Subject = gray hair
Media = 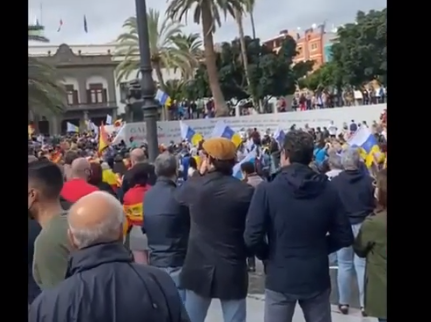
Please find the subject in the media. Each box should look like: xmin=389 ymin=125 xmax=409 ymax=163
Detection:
xmin=154 ymin=152 xmax=177 ymax=177
xmin=341 ymin=148 xmax=360 ymax=170
xmin=68 ymin=191 xmax=124 ymax=249
xmin=328 ymin=154 xmax=343 ymax=170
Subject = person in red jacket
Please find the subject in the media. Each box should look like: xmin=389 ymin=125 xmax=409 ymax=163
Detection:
xmin=123 ymin=163 xmax=151 ymax=264
xmin=61 ymin=158 xmax=98 ymax=203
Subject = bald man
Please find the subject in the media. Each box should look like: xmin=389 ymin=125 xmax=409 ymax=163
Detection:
xmin=61 ymin=158 xmax=98 ymax=203
xmin=29 ymin=191 xmax=190 ymax=322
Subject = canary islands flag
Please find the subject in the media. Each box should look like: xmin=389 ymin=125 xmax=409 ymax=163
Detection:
xmin=66 ymin=122 xmax=79 ymax=133
xmin=179 ymin=121 xmax=203 ymax=146
xmin=155 ymin=89 xmax=171 ymax=107
xmin=211 ymin=121 xmax=242 ymax=147
xmin=232 ymin=149 xmax=256 ymax=179
xmin=347 ymin=126 xmax=381 ymax=168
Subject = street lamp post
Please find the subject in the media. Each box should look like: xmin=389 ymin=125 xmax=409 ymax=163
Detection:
xmin=135 ymin=0 xmax=159 ymax=162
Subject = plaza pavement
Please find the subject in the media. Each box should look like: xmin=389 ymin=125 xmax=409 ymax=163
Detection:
xmin=205 ymin=295 xmax=378 ymax=322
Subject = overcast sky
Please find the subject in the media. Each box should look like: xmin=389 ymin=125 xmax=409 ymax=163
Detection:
xmin=29 ymin=0 xmax=386 ymax=46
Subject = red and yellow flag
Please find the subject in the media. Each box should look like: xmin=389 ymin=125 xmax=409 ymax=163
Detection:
xmin=98 ymin=121 xmax=109 ymax=155
xmin=28 ymin=124 xmax=35 ymax=139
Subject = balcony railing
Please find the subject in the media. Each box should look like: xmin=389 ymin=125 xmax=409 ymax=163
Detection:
xmin=65 ymin=101 xmax=117 ymax=111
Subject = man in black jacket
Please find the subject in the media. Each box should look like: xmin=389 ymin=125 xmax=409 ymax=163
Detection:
xmin=29 ymin=191 xmax=189 ymax=322
xmin=144 ymin=152 xmax=190 ymax=303
xmin=175 ymin=138 xmax=254 ymax=322
xmin=244 ymin=130 xmax=353 ymax=322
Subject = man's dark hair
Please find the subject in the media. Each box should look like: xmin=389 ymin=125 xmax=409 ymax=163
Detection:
xmin=240 ymin=161 xmax=256 ymax=175
xmin=129 ymin=163 xmax=149 ymax=187
xmin=210 ymin=158 xmax=235 ymax=176
xmin=282 ymin=130 xmax=314 ymax=165
xmin=64 ymin=150 xmax=79 ymax=165
xmin=28 ymin=160 xmax=64 ymax=200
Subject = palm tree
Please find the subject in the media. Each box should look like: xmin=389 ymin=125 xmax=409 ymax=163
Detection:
xmin=244 ymin=0 xmax=256 ymax=39
xmin=28 ymin=25 xmax=66 ymax=121
xmin=167 ymin=0 xmax=244 ymax=117
xmin=234 ymin=6 xmax=251 ymax=99
xmin=115 ymin=9 xmax=193 ymax=91
xmin=171 ymin=33 xmax=203 ymax=79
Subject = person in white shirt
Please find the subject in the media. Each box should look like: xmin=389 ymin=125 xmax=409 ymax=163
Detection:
xmin=328 ymin=121 xmax=337 ymax=138
xmin=326 ymin=153 xmax=343 ymax=180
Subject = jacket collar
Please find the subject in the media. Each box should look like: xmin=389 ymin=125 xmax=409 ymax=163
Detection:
xmin=66 ymin=242 xmax=133 ymax=277
xmin=156 ymin=176 xmax=177 ymax=187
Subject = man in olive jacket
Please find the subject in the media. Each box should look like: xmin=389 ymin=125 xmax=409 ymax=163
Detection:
xmin=175 ymin=138 xmax=254 ymax=322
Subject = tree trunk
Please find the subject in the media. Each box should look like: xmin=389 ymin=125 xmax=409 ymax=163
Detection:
xmin=201 ymin=1 xmax=228 ymax=117
xmin=235 ymin=8 xmax=256 ymax=112
xmin=250 ymin=12 xmax=256 ymax=39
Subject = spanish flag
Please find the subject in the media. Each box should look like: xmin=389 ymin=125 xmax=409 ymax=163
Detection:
xmin=98 ymin=121 xmax=109 ymax=155
xmin=50 ymin=151 xmax=62 ymax=163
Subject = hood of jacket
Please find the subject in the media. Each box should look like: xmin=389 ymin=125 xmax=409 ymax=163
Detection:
xmin=338 ymin=169 xmax=368 ymax=184
xmin=278 ymin=163 xmax=328 ymax=199
xmin=66 ymin=242 xmax=133 ymax=277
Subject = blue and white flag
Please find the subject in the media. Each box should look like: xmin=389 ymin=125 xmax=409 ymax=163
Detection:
xmin=179 ymin=121 xmax=203 ymax=145
xmin=66 ymin=122 xmax=79 ymax=133
xmin=155 ymin=89 xmax=171 ymax=105
xmin=106 ymin=114 xmax=113 ymax=125
xmin=210 ymin=121 xmax=242 ymax=147
xmin=232 ymin=150 xmax=256 ymax=179
xmin=347 ymin=126 xmax=381 ymax=168
xmin=273 ymin=127 xmax=286 ymax=146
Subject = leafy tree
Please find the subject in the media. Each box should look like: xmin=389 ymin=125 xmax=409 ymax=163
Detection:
xmin=28 ymin=25 xmax=66 ymax=119
xmin=187 ymin=35 xmax=312 ymax=106
xmin=115 ymin=10 xmax=196 ymax=90
xmin=331 ymin=8 xmax=386 ymax=87
xmin=167 ymin=0 xmax=245 ymax=116
xmin=299 ymin=61 xmax=342 ymax=90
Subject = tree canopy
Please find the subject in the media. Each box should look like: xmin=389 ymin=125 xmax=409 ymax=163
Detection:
xmin=301 ymin=8 xmax=386 ymax=90
xmin=183 ymin=35 xmax=313 ymax=102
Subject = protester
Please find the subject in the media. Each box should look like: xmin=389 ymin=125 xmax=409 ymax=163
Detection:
xmin=29 ymin=160 xmax=70 ymax=290
xmin=144 ymin=152 xmax=190 ymax=302
xmin=88 ymin=162 xmax=116 ymax=196
xmin=28 ymin=218 xmax=41 ymax=304
xmin=61 ymin=157 xmax=98 ymax=202
xmin=353 ymin=169 xmax=387 ymax=322
xmin=175 ymin=138 xmax=254 ymax=322
xmin=119 ymin=148 xmax=147 ymax=201
xmin=325 ymin=153 xmax=343 ymax=180
xmin=29 ymin=191 xmax=190 ymax=322
xmin=63 ymin=150 xmax=79 ymax=180
xmin=330 ymin=148 xmax=375 ymax=315
xmin=187 ymin=156 xmax=198 ymax=178
xmin=240 ymin=160 xmax=264 ymax=272
xmin=244 ymin=130 xmax=354 ymax=322
xmin=123 ymin=162 xmax=152 ymax=263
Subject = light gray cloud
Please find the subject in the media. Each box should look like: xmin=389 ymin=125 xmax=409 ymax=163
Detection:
xmin=29 ymin=0 xmax=386 ymax=46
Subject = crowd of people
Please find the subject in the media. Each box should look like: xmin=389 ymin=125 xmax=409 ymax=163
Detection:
xmin=28 ymin=116 xmax=387 ymax=322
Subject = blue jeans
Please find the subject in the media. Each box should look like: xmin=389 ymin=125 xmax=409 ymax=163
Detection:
xmin=159 ymin=267 xmax=186 ymax=304
xmin=264 ymin=288 xmax=331 ymax=322
xmin=336 ymin=223 xmax=365 ymax=307
xmin=184 ymin=290 xmax=246 ymax=322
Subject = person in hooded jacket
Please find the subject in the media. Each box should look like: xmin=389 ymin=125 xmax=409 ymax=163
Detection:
xmin=29 ymin=191 xmax=189 ymax=322
xmin=330 ymin=148 xmax=375 ymax=316
xmin=244 ymin=130 xmax=353 ymax=322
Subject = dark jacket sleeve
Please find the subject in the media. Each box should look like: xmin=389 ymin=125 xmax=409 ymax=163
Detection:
xmin=244 ymin=183 xmax=269 ymax=260
xmin=353 ymin=216 xmax=376 ymax=258
xmin=326 ymin=189 xmax=354 ymax=254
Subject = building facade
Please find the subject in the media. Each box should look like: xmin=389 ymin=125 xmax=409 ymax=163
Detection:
xmin=29 ymin=43 xmax=119 ymax=134
xmin=263 ymin=29 xmax=336 ymax=70
xmin=29 ymin=43 xmax=181 ymax=134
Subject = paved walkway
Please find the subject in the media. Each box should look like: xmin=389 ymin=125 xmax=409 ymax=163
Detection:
xmin=205 ymin=296 xmax=378 ymax=322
